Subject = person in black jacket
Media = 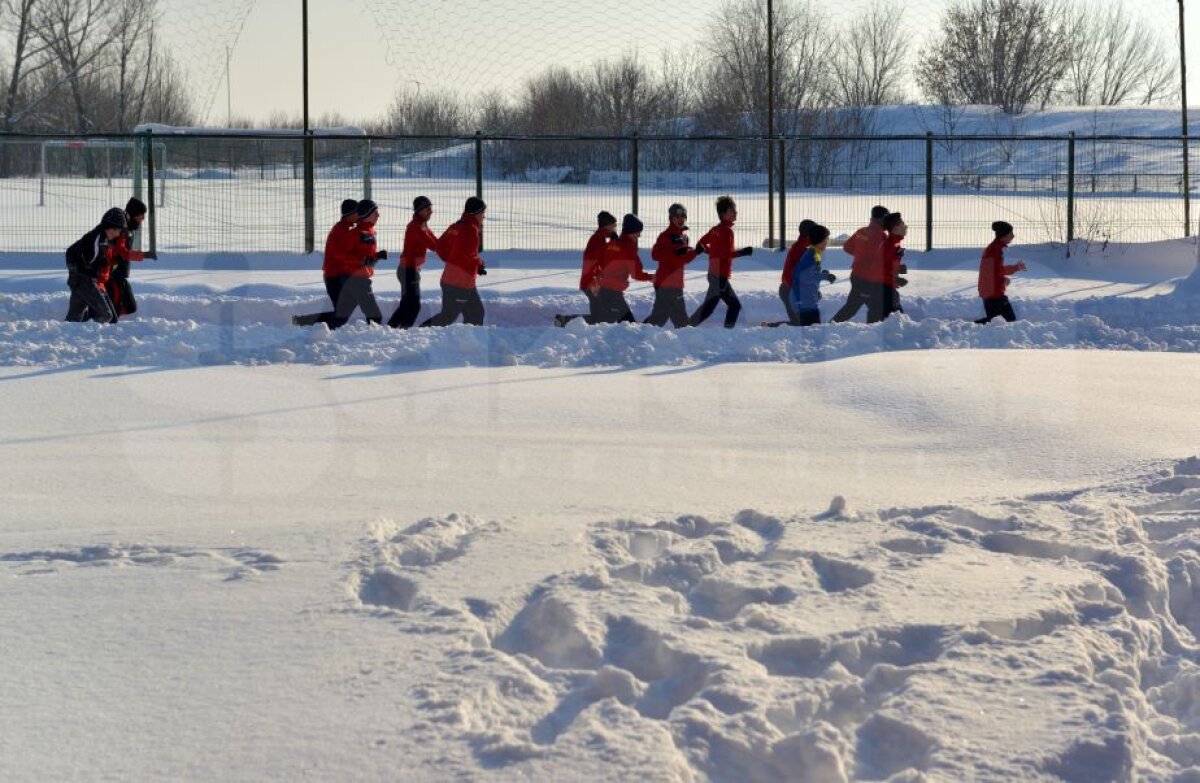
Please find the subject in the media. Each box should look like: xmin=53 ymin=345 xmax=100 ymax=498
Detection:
xmin=65 ymin=208 xmax=126 ymax=323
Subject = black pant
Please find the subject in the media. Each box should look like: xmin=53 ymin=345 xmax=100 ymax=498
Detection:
xmin=555 ymin=290 xmax=597 ymax=325
xmin=294 ymin=275 xmax=382 ymax=328
xmin=644 ymin=287 xmax=688 ymax=327
xmin=831 ymin=277 xmax=898 ymax=324
xmin=65 ymin=272 xmax=115 ymax=323
xmin=778 ymin=282 xmax=800 ymax=325
xmin=387 ymin=266 xmax=422 ymax=328
xmin=688 ymin=275 xmax=741 ymax=328
xmin=590 ymin=288 xmax=636 ymax=324
xmin=975 ymin=296 xmax=1017 ymax=323
xmin=106 ymin=263 xmax=137 ymax=318
xmin=421 ymin=283 xmax=485 ymax=326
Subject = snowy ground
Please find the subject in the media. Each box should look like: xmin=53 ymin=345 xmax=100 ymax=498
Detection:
xmin=1 ymin=238 xmax=1198 ymax=781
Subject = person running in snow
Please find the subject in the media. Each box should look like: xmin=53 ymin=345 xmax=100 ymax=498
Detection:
xmin=688 ymin=195 xmax=753 ymax=328
xmin=788 ymin=223 xmax=837 ymax=326
xmin=421 ymin=196 xmax=488 ymax=327
xmin=876 ymin=211 xmax=908 ymax=322
xmin=554 ymin=210 xmax=618 ymax=327
xmin=974 ymin=220 xmax=1026 ymax=323
xmin=644 ymin=203 xmax=701 ymax=328
xmin=292 ymin=199 xmax=360 ymax=327
xmin=387 ymin=195 xmax=440 ymax=328
xmin=831 ymin=204 xmax=889 ymax=323
xmin=762 ymin=218 xmax=819 ymax=327
xmin=591 ymin=213 xmax=652 ymax=324
xmin=105 ymin=197 xmax=148 ymax=320
xmin=64 ymin=208 xmax=126 ymax=323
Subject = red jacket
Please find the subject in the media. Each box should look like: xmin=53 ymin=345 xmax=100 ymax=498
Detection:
xmin=401 ymin=218 xmax=439 ymax=270
xmin=348 ymin=224 xmax=380 ymax=279
xmin=322 ymin=220 xmax=357 ymax=278
xmin=438 ymin=213 xmax=485 ymax=289
xmin=651 ymin=225 xmax=698 ymax=289
xmin=698 ymin=220 xmax=736 ymax=279
xmin=882 ymin=235 xmax=904 ymax=285
xmin=112 ymin=232 xmax=144 ymax=264
xmin=844 ymin=224 xmax=892 ymax=285
xmin=596 ymin=235 xmax=652 ymax=293
xmin=781 ymin=236 xmax=811 ymax=286
xmin=581 ymin=228 xmax=611 ymax=291
xmin=978 ymin=240 xmax=1020 ymax=299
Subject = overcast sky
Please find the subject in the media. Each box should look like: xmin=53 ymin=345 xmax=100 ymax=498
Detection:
xmin=158 ymin=0 xmax=1197 ymax=126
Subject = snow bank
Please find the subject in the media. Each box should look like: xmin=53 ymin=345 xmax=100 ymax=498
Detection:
xmin=348 ymin=458 xmax=1200 ymax=780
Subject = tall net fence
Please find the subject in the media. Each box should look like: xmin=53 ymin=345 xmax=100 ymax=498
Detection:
xmin=0 ymin=131 xmax=1193 ymax=256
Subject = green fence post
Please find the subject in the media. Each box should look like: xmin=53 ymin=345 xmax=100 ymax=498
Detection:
xmin=778 ymin=137 xmax=787 ymax=247
xmin=1067 ymin=132 xmax=1076 ymax=253
xmin=925 ymin=132 xmax=934 ymax=252
xmin=145 ymin=130 xmax=157 ymax=259
xmin=631 ymin=132 xmax=640 ymax=216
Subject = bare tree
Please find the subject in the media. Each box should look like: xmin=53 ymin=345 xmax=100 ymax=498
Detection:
xmin=110 ymin=0 xmax=155 ymax=131
xmin=31 ymin=0 xmax=121 ymax=131
xmin=830 ymin=1 xmax=910 ymax=110
xmin=1061 ymin=1 xmax=1177 ymax=106
xmin=916 ymin=0 xmax=1072 ymax=114
xmin=381 ymin=89 xmax=470 ymax=136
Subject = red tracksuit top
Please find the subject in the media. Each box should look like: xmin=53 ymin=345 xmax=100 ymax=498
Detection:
xmin=844 ymin=224 xmax=892 ymax=285
xmin=580 ymin=228 xmax=611 ymax=291
xmin=438 ymin=213 xmax=485 ymax=289
xmin=978 ymin=240 xmax=1020 ymax=299
xmin=348 ymin=223 xmax=380 ymax=279
xmin=698 ymin=220 xmax=736 ymax=279
xmin=322 ymin=220 xmax=356 ymax=278
xmin=597 ymin=235 xmax=652 ymax=293
xmin=781 ymin=237 xmax=811 ymax=286
xmin=882 ymin=235 xmax=904 ymax=287
xmin=651 ymin=225 xmax=698 ymax=289
xmin=401 ymin=218 xmax=439 ymax=271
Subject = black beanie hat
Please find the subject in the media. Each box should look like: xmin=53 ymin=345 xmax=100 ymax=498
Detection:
xmin=355 ymin=199 xmax=379 ymax=219
xmin=808 ymin=224 xmax=830 ymax=245
xmin=597 ymin=210 xmax=617 ymax=228
xmin=465 ymin=196 xmax=487 ymax=215
xmin=798 ymin=218 xmax=816 ymax=235
xmin=992 ymin=220 xmax=1014 ymax=237
xmin=125 ymin=197 xmax=147 ymax=217
xmin=341 ymin=199 xmax=359 ymax=217
xmin=668 ymin=203 xmax=687 ymax=217
xmin=882 ymin=212 xmax=904 ymax=232
xmin=622 ymin=213 xmax=643 ymax=234
xmin=871 ymin=205 xmax=890 ymax=220
xmin=413 ymin=196 xmax=432 ymax=213
xmin=100 ymin=207 xmax=127 ymax=230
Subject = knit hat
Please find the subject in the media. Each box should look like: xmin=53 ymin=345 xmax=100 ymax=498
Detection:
xmin=355 ymin=199 xmax=379 ymax=220
xmin=871 ymin=205 xmax=890 ymax=220
xmin=807 ymin=224 xmax=830 ymax=245
xmin=340 ymin=199 xmax=359 ymax=217
xmin=125 ymin=197 xmax=147 ymax=217
xmin=797 ymin=218 xmax=816 ymax=236
xmin=464 ymin=196 xmax=487 ymax=215
xmin=100 ymin=207 xmax=128 ymax=230
xmin=597 ymin=210 xmax=617 ymax=228
xmin=413 ymin=196 xmax=432 ymax=213
xmin=992 ymin=220 xmax=1014 ymax=237
xmin=716 ymin=195 xmax=736 ymax=216
xmin=882 ymin=212 xmax=904 ymax=232
xmin=621 ymin=213 xmax=643 ymax=235
xmin=668 ymin=203 xmax=687 ymax=217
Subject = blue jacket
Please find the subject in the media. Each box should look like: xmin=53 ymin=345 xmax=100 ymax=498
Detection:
xmin=789 ymin=247 xmax=824 ymax=313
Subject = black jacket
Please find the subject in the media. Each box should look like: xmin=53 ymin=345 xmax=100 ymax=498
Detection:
xmin=65 ymin=225 xmax=109 ymax=276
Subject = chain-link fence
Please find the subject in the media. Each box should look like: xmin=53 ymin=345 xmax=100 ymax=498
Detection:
xmin=0 ymin=131 xmax=1193 ymax=257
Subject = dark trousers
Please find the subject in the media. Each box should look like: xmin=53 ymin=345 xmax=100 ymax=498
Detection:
xmin=975 ymin=296 xmax=1017 ymax=323
xmin=105 ymin=264 xmax=137 ymax=318
xmin=387 ymin=266 xmax=422 ymax=328
xmin=778 ymin=282 xmax=800 ymax=325
xmin=65 ymin=272 xmax=115 ymax=323
xmin=688 ymin=275 xmax=741 ymax=328
xmin=294 ymin=275 xmax=381 ymax=328
xmin=831 ymin=277 xmax=899 ymax=324
xmin=794 ymin=309 xmax=821 ymax=326
xmin=644 ymin=287 xmax=688 ymax=327
xmin=421 ymin=283 xmax=485 ymax=326
xmin=555 ymin=290 xmax=597 ymax=325
xmin=590 ymin=288 xmax=636 ymax=324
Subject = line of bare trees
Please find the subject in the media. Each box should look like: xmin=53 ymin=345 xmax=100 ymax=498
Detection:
xmin=0 ymin=0 xmax=192 ymax=136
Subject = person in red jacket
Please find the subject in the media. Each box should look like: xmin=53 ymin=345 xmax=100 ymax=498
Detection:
xmin=645 ymin=203 xmax=700 ymax=328
xmin=831 ymin=204 xmax=889 ymax=323
xmin=975 ymin=220 xmax=1026 ymax=323
xmin=330 ymin=198 xmax=386 ymax=327
xmin=387 ymin=195 xmax=440 ymax=328
xmin=554 ymin=210 xmax=617 ymax=327
xmin=421 ymin=196 xmax=488 ymax=327
xmin=292 ymin=199 xmax=360 ymax=327
xmin=870 ymin=211 xmax=908 ymax=323
xmin=762 ymin=218 xmax=818 ymax=327
xmin=105 ymin=197 xmax=148 ymax=319
xmin=592 ymin=213 xmax=652 ymax=323
xmin=688 ymin=195 xmax=753 ymax=328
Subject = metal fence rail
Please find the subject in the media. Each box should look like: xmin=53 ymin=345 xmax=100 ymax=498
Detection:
xmin=0 ymin=131 xmax=1193 ymax=257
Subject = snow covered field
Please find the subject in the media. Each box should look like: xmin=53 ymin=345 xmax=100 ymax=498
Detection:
xmin=1 ymin=235 xmax=1199 ymax=781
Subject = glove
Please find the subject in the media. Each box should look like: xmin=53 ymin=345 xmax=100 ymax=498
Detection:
xmin=895 ymin=276 xmax=909 ymax=288
xmin=735 ymin=246 xmax=754 ymax=257
xmin=694 ymin=244 xmax=708 ymax=255
xmin=675 ymin=246 xmax=691 ymax=256
xmin=478 ymin=265 xmax=488 ymax=276
xmin=375 ymin=250 xmax=388 ymax=261
xmin=896 ymin=247 xmax=906 ymax=259
xmin=897 ymin=263 xmax=907 ymax=274
xmin=364 ymin=256 xmax=378 ymax=267
xmin=822 ymin=270 xmax=837 ymax=283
